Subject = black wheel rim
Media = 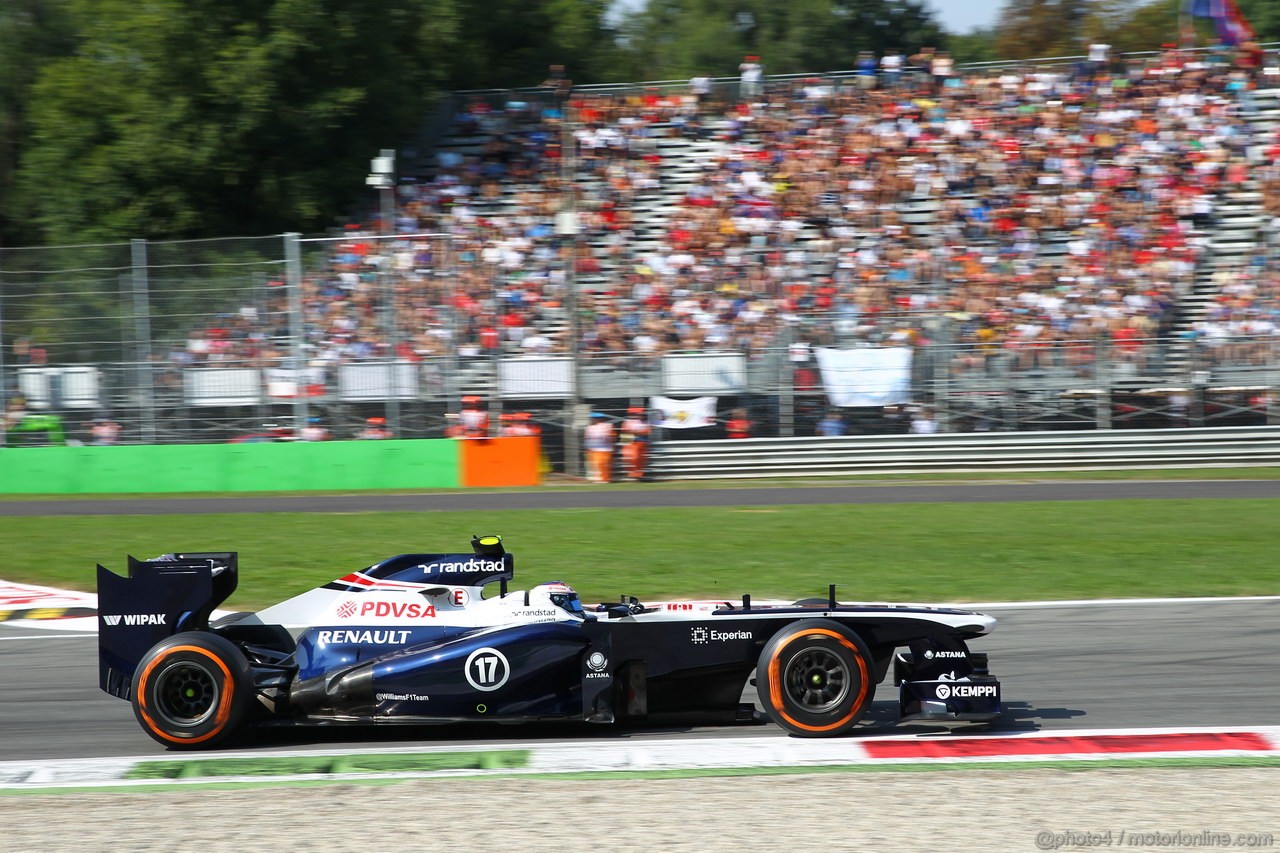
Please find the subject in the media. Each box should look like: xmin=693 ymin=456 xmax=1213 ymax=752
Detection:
xmin=153 ymin=660 xmax=220 ymax=727
xmin=783 ymin=645 xmax=850 ymax=713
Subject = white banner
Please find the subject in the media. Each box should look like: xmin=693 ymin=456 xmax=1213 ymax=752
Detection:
xmin=661 ymin=353 xmax=746 ymax=395
xmin=650 ymin=396 xmax=717 ymax=429
xmin=266 ymin=367 xmax=327 ymax=399
xmin=17 ymin=367 xmax=102 ymax=410
xmin=184 ymin=368 xmax=261 ymax=407
xmin=815 ymin=347 xmax=913 ymax=407
xmin=337 ymin=361 xmax=419 ymax=401
xmin=498 ymin=357 xmax=575 ymax=399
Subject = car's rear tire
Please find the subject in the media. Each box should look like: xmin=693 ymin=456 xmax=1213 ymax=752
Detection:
xmin=755 ymin=620 xmax=875 ymax=737
xmin=131 ymin=632 xmax=252 ymax=749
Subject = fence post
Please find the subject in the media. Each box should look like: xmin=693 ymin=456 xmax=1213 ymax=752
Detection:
xmin=557 ymin=113 xmax=582 ymax=472
xmin=936 ymin=340 xmax=952 ymax=433
xmin=380 ymin=248 xmax=401 ymax=440
xmin=1271 ymin=339 xmax=1279 ymax=426
xmin=284 ymin=233 xmax=309 ymax=433
xmin=779 ymin=335 xmax=794 ymax=437
xmin=131 ymin=239 xmax=157 ymax=444
xmin=1095 ymin=338 xmax=1111 ymax=430
xmin=1191 ymin=367 xmax=1209 ymax=427
xmin=490 ymin=345 xmax=502 ymax=432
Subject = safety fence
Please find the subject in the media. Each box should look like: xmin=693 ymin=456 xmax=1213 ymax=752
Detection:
xmin=3 ymin=233 xmax=1280 ymax=476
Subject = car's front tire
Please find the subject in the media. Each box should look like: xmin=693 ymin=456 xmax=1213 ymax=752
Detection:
xmin=755 ymin=620 xmax=875 ymax=737
xmin=131 ymin=632 xmax=252 ymax=749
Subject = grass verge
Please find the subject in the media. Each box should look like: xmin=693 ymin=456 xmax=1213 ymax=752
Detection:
xmin=9 ymin=498 xmax=1277 ymax=607
xmin=125 ymin=750 xmax=529 ymax=779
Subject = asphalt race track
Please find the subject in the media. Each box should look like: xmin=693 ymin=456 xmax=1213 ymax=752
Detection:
xmin=1 ymin=479 xmax=1277 ymax=761
xmin=3 ymin=598 xmax=1277 ymax=762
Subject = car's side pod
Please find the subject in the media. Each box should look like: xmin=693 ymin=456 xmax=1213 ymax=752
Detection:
xmin=97 ymin=552 xmax=238 ymax=699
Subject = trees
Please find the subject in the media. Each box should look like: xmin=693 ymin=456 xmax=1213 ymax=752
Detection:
xmin=948 ymin=27 xmax=1000 ymax=65
xmin=5 ymin=0 xmax=951 ymax=247
xmin=993 ymin=0 xmax=1273 ymax=61
xmin=615 ymin=0 xmax=946 ymax=81
xmin=13 ymin=0 xmax=463 ymax=244
xmin=5 ymin=0 xmax=630 ymax=246
xmin=0 ymin=1 xmax=75 ymax=247
xmin=1235 ymin=0 xmax=1280 ymax=42
xmin=442 ymin=0 xmax=619 ymax=89
xmin=994 ymin=0 xmax=1090 ymax=60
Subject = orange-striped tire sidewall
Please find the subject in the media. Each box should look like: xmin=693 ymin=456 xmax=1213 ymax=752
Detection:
xmin=766 ymin=627 xmax=870 ymax=734
xmin=135 ymin=645 xmax=236 ymax=746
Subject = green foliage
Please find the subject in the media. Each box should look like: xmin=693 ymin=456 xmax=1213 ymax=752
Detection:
xmin=0 ymin=0 xmax=76 ymax=247
xmin=0 ymin=242 xmax=136 ymax=362
xmin=615 ymin=0 xmax=946 ymax=80
xmin=3 ymin=0 xmax=631 ymax=247
xmin=16 ymin=0 xmax=1270 ymax=254
xmin=1235 ymin=0 xmax=1280 ymax=42
xmin=1113 ymin=0 xmax=1181 ymax=52
xmin=401 ymin=0 xmax=623 ymax=89
xmin=13 ymin=0 xmax=459 ymax=244
xmin=947 ymin=27 xmax=1000 ymax=65
xmin=995 ymin=0 xmax=1090 ymax=60
xmin=995 ymin=0 xmax=1264 ymax=59
xmin=1076 ymin=0 xmax=1182 ymax=54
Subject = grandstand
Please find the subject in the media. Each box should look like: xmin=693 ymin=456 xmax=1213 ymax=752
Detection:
xmin=406 ymin=50 xmax=1270 ymax=360
xmin=356 ymin=47 xmax=1280 ymax=415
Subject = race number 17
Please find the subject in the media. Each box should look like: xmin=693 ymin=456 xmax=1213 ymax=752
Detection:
xmin=464 ymin=647 xmax=510 ymax=691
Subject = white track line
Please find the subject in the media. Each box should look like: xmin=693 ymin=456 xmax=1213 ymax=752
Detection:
xmin=962 ymin=595 xmax=1280 ymax=609
xmin=0 ymin=634 xmax=95 ymax=641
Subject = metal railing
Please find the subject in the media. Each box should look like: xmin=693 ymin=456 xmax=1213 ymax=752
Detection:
xmin=3 ymin=236 xmax=1279 ymax=468
xmin=647 ymin=426 xmax=1280 ymax=480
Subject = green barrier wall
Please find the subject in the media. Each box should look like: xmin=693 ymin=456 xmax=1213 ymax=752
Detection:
xmin=0 ymin=440 xmax=460 ymax=494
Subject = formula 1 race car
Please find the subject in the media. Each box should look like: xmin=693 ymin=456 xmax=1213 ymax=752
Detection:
xmin=97 ymin=536 xmax=1002 ymax=749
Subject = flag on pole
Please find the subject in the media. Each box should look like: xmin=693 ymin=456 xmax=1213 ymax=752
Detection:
xmin=1185 ymin=0 xmax=1255 ymax=45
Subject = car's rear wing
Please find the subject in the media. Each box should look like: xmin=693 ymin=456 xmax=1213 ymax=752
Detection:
xmin=97 ymin=552 xmax=238 ymax=699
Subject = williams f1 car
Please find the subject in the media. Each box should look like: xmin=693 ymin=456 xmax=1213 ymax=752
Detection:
xmin=97 ymin=536 xmax=1002 ymax=748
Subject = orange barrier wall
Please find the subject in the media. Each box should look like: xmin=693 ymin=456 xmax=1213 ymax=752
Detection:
xmin=458 ymin=436 xmax=542 ymax=488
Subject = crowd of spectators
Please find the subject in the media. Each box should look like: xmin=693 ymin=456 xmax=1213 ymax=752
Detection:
xmin=177 ymin=42 xmax=1280 ymax=383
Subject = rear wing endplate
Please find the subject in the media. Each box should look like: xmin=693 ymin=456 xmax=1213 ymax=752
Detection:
xmin=97 ymin=552 xmax=238 ymax=699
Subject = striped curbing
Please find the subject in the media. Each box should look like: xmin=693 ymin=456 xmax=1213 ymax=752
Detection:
xmin=1 ymin=726 xmax=1278 ymax=793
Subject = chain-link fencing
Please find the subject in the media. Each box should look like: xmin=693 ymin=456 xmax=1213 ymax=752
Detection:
xmin=2 ymin=233 xmax=1278 ymax=472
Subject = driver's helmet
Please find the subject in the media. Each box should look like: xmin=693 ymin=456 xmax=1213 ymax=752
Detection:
xmin=530 ymin=581 xmax=584 ymax=617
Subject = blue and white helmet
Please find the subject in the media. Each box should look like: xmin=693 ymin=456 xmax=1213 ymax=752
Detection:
xmin=529 ymin=581 xmax=584 ymax=616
